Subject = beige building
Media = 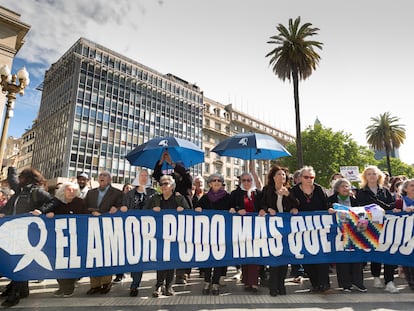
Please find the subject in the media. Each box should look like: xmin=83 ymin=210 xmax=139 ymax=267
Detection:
xmin=0 ymin=6 xmax=30 ymax=122
xmin=203 ymin=97 xmax=295 ymax=191
xmin=16 ymin=123 xmax=35 ymax=173
xmin=0 ymin=6 xmax=30 ymax=179
xmin=0 ymin=136 xmax=20 ymax=178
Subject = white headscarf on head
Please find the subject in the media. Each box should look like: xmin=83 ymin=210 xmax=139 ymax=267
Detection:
xmin=239 ymin=172 xmax=257 ymax=199
xmin=132 ymin=170 xmax=152 ymax=193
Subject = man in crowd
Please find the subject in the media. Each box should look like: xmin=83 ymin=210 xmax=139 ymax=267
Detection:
xmin=77 ymin=172 xmax=90 ymax=199
xmin=84 ymin=171 xmax=123 ymax=295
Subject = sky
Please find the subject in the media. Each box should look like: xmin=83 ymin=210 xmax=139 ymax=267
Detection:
xmin=2 ymin=0 xmax=414 ymax=164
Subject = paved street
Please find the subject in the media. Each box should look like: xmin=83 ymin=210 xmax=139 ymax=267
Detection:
xmin=1 ymin=266 xmax=413 ymax=310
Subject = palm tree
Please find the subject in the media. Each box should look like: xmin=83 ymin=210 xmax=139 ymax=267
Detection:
xmin=266 ymin=16 xmax=323 ymax=169
xmin=366 ymin=112 xmax=406 ymax=176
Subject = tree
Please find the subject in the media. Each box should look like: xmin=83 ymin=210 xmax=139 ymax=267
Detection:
xmin=366 ymin=112 xmax=406 ymax=177
xmin=266 ymin=16 xmax=323 ymax=169
xmin=377 ymin=157 xmax=414 ymax=178
xmin=278 ymin=124 xmax=377 ymax=188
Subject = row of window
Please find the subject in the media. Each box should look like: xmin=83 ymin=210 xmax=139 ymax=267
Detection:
xmin=79 ymin=48 xmax=202 ymax=103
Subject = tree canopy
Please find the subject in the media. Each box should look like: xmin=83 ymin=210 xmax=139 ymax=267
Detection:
xmin=278 ymin=124 xmax=377 ymax=188
xmin=366 ymin=112 xmax=406 ymax=176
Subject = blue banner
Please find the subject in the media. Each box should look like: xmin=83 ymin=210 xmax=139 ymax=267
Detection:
xmin=0 ymin=209 xmax=413 ymax=281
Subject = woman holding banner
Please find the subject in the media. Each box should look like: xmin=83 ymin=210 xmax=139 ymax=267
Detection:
xmin=261 ymin=165 xmax=298 ymax=296
xmin=391 ymin=178 xmax=414 ymax=289
xmin=291 ymin=166 xmax=331 ymax=293
xmin=356 ymin=165 xmax=397 ymax=293
xmin=147 ymin=175 xmax=190 ymax=297
xmin=0 ymin=167 xmax=53 ymax=307
xmin=120 ymin=170 xmax=156 ymax=297
xmin=195 ymin=173 xmax=231 ymax=295
xmin=327 ymin=178 xmax=367 ymax=293
xmin=44 ymin=182 xmax=89 ymax=297
xmin=230 ymin=171 xmax=265 ymax=293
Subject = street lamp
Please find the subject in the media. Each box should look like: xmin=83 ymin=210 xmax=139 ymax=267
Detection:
xmin=0 ymin=64 xmax=30 ymax=168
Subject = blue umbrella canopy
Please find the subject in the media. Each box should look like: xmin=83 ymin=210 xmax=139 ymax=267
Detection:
xmin=126 ymin=136 xmax=204 ymax=169
xmin=211 ymin=132 xmax=291 ymax=160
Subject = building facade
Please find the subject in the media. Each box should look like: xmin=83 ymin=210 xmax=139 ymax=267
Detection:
xmin=0 ymin=136 xmax=20 ymax=179
xmin=0 ymin=6 xmax=30 ymax=175
xmin=32 ymin=38 xmax=204 ymax=184
xmin=203 ymin=97 xmax=295 ymax=191
xmin=16 ymin=123 xmax=35 ymax=173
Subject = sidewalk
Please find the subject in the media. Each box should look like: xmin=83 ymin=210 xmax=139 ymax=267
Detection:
xmin=1 ymin=266 xmax=413 ymax=310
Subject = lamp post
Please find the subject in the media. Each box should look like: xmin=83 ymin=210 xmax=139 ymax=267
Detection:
xmin=0 ymin=64 xmax=30 ymax=168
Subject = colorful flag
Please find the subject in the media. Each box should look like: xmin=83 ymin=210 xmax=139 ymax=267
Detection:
xmin=333 ymin=203 xmax=385 ymax=250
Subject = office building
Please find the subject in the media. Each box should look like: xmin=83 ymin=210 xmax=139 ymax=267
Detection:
xmin=32 ymin=38 xmax=204 ymax=183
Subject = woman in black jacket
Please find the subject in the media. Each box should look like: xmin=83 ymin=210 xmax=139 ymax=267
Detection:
xmin=120 ymin=170 xmax=156 ymax=297
xmin=355 ymin=165 xmax=398 ymax=293
xmin=0 ymin=167 xmax=53 ymax=307
xmin=290 ymin=166 xmax=330 ymax=293
xmin=45 ymin=182 xmax=88 ymax=297
xmin=230 ymin=172 xmax=265 ymax=293
xmin=261 ymin=165 xmax=298 ymax=296
xmin=147 ymin=175 xmax=189 ymax=297
xmin=195 ymin=173 xmax=231 ymax=295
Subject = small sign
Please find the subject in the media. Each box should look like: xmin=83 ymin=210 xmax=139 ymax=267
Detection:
xmin=340 ymin=166 xmax=360 ymax=181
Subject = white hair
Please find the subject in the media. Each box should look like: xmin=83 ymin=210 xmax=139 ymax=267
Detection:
xmin=54 ymin=182 xmax=80 ymax=202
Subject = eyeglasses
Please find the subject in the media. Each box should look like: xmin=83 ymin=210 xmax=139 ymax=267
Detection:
xmin=210 ymin=179 xmax=222 ymax=183
xmin=241 ymin=179 xmax=252 ymax=182
xmin=160 ymin=182 xmax=170 ymax=186
xmin=302 ymin=176 xmax=315 ymax=180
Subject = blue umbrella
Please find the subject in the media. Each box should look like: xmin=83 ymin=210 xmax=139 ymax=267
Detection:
xmin=126 ymin=136 xmax=204 ymax=169
xmin=211 ymin=132 xmax=291 ymax=160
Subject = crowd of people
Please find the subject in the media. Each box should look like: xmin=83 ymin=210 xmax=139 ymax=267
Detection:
xmin=0 ymin=152 xmax=413 ymax=307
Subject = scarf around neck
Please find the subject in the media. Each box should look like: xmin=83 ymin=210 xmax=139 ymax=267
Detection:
xmin=403 ymin=195 xmax=414 ymax=207
xmin=240 ymin=184 xmax=257 ymax=199
xmin=207 ymin=189 xmax=227 ymax=202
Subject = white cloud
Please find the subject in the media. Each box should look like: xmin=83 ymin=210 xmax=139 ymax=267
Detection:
xmin=7 ymin=0 xmax=152 ymax=68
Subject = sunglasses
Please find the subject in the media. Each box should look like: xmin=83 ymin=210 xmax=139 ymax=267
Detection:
xmin=242 ymin=179 xmax=252 ymax=182
xmin=302 ymin=176 xmax=315 ymax=180
xmin=160 ymin=182 xmax=170 ymax=186
xmin=210 ymin=179 xmax=222 ymax=183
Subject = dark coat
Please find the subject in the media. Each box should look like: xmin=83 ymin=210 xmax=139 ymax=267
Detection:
xmin=291 ymin=183 xmax=328 ymax=212
xmin=192 ymin=190 xmax=207 ymax=208
xmin=327 ymin=192 xmax=359 ymax=208
xmin=230 ymin=187 xmax=264 ymax=213
xmin=356 ymin=186 xmax=394 ymax=210
xmin=85 ymin=186 xmax=123 ymax=213
xmin=1 ymin=167 xmax=53 ymax=216
xmin=260 ymin=185 xmax=299 ymax=213
xmin=122 ymin=187 xmax=156 ymax=210
xmin=147 ymin=192 xmax=190 ymax=210
xmin=153 ymin=161 xmax=193 ymax=208
xmin=196 ymin=192 xmax=231 ymax=211
xmin=44 ymin=197 xmax=88 ymax=215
